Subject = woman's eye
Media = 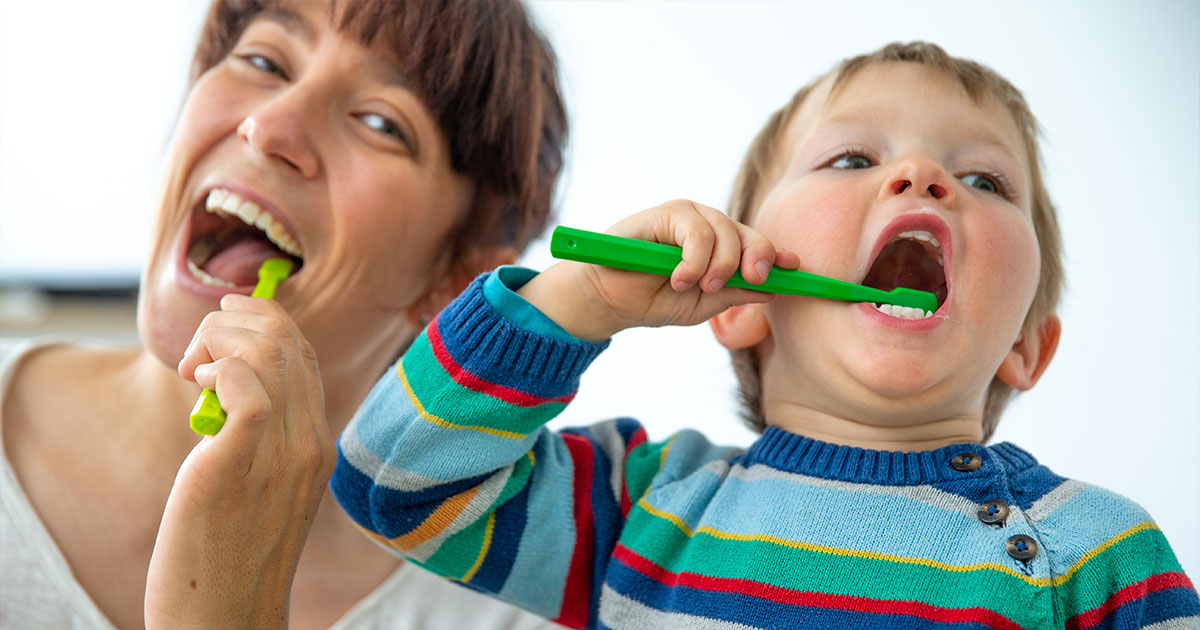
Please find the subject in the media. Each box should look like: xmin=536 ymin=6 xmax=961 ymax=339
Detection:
xmin=831 ymin=154 xmax=873 ymax=169
xmin=241 ymin=54 xmax=286 ymax=79
xmin=960 ymin=173 xmax=998 ymax=194
xmin=359 ymin=113 xmax=413 ymax=148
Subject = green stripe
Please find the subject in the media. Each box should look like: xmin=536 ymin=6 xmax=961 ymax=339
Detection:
xmin=422 ymin=510 xmax=490 ymax=579
xmin=624 ymin=440 xmax=669 ymax=504
xmin=414 ymin=453 xmax=536 ymax=581
xmin=621 ymin=505 xmax=1044 ymax=622
xmin=1054 ymin=527 xmax=1183 ymax=616
xmin=404 ymin=335 xmax=565 ymax=435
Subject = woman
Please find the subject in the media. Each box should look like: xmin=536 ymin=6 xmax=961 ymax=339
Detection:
xmin=0 ymin=0 xmax=566 ymax=627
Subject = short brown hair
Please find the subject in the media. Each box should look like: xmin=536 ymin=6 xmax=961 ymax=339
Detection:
xmin=727 ymin=42 xmax=1064 ymax=442
xmin=191 ymin=0 xmax=566 ymax=259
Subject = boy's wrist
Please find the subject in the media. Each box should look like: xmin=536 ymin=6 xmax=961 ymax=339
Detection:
xmin=517 ymin=262 xmax=624 ymax=341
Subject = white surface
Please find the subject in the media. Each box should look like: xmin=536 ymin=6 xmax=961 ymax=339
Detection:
xmin=1 ymin=0 xmax=1196 ymax=580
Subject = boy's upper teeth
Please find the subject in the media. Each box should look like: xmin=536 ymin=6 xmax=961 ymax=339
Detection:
xmin=204 ymin=189 xmax=302 ymax=257
xmin=895 ymin=230 xmax=943 ymax=266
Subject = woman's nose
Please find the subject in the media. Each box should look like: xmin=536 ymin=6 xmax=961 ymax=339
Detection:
xmin=237 ymin=91 xmax=320 ymax=178
xmin=879 ymin=156 xmax=955 ymax=208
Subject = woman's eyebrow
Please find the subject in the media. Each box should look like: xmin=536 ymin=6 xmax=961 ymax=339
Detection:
xmin=256 ymin=7 xmax=316 ymax=44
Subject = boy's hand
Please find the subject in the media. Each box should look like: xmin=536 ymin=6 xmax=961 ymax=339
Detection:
xmin=520 ymin=200 xmax=800 ymax=341
xmin=145 ymin=295 xmax=333 ymax=629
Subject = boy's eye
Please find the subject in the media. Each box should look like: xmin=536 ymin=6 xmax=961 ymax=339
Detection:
xmin=239 ymin=53 xmax=287 ymax=80
xmin=831 ymin=154 xmax=873 ymax=169
xmin=960 ymin=173 xmax=998 ymax=194
xmin=358 ymin=113 xmax=414 ymax=150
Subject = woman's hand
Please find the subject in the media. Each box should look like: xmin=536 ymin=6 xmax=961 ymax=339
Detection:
xmin=519 ymin=200 xmax=800 ymax=341
xmin=145 ymin=294 xmax=333 ymax=630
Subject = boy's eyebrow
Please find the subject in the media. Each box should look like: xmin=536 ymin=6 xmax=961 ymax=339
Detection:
xmin=818 ymin=110 xmax=1023 ymax=164
xmin=255 ymin=7 xmax=316 ymax=45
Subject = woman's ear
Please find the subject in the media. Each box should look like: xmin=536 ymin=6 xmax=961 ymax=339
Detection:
xmin=405 ymin=246 xmax=516 ymax=328
xmin=709 ymin=303 xmax=771 ymax=350
xmin=996 ymin=313 xmax=1061 ymax=391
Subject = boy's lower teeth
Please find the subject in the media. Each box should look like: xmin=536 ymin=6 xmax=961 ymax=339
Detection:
xmin=873 ymin=302 xmax=933 ymax=320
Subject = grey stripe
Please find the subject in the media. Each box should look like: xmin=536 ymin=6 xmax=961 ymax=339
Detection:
xmin=1025 ymin=479 xmax=1086 ymax=524
xmin=1142 ymin=616 xmax=1200 ymax=630
xmin=340 ymin=423 xmax=447 ymax=492
xmin=599 ymin=585 xmax=764 ymax=630
xmin=591 ymin=420 xmax=632 ymax=506
xmin=408 ymin=462 xmax=515 ymax=562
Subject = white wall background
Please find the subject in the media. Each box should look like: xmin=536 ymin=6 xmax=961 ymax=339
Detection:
xmin=2 ymin=0 xmax=1197 ymax=581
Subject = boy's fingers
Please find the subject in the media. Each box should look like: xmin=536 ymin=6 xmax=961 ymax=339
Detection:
xmin=669 ymin=211 xmax=716 ymax=292
xmin=735 ymin=224 xmax=779 ymax=284
xmin=697 ymin=208 xmax=743 ymax=294
xmin=774 ymin=248 xmax=802 ymax=270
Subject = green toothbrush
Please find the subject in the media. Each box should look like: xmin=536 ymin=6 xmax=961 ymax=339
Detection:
xmin=188 ymin=257 xmax=295 ymax=436
xmin=549 ymin=226 xmax=938 ymax=313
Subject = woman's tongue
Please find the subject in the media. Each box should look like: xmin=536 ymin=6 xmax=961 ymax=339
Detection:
xmin=202 ymin=234 xmax=280 ymax=286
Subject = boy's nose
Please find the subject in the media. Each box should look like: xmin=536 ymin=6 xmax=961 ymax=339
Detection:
xmin=237 ymin=91 xmax=321 ymax=179
xmin=881 ymin=156 xmax=955 ymax=208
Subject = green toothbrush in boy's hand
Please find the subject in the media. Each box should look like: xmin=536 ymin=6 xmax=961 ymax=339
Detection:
xmin=188 ymin=257 xmax=295 ymax=436
xmin=549 ymin=226 xmax=938 ymax=314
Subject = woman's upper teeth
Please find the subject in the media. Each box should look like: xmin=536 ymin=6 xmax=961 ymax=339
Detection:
xmin=204 ymin=189 xmax=302 ymax=257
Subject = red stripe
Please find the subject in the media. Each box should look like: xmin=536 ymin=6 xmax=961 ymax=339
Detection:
xmin=612 ymin=544 xmax=1024 ymax=630
xmin=426 ymin=319 xmax=575 ymax=407
xmin=1066 ymin=571 xmax=1195 ymax=629
xmin=552 ymin=433 xmax=597 ymax=628
xmin=620 ymin=427 xmax=648 ymax=517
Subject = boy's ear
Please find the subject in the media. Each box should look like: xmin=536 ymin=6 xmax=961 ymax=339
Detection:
xmin=405 ymin=246 xmax=516 ymax=328
xmin=996 ymin=313 xmax=1061 ymax=391
xmin=709 ymin=303 xmax=771 ymax=350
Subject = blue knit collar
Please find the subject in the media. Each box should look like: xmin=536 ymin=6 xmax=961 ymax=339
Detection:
xmin=743 ymin=426 xmax=1037 ymax=486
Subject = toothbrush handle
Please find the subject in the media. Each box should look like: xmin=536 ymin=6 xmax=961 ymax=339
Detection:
xmin=189 ymin=258 xmax=293 ymax=436
xmin=550 ymin=226 xmax=847 ymax=297
xmin=549 ymin=226 xmax=938 ymax=312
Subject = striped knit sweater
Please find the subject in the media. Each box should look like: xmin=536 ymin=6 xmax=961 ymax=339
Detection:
xmin=331 ymin=272 xmax=1199 ymax=629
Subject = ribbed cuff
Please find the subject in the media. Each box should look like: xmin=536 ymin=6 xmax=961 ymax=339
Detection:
xmin=434 ymin=273 xmax=610 ymax=399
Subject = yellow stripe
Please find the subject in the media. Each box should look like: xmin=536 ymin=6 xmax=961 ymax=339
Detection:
xmin=461 ymin=512 xmax=497 ymax=582
xmin=1050 ymin=521 xmax=1159 ymax=586
xmin=398 ymin=361 xmax=526 ymax=440
xmin=388 ymin=486 xmax=480 ymax=551
xmin=637 ymin=499 xmax=1161 ymax=587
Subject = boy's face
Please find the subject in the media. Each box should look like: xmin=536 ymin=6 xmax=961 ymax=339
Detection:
xmin=747 ymin=63 xmax=1041 ymax=427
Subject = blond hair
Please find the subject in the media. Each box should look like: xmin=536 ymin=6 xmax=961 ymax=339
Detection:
xmin=727 ymin=42 xmax=1063 ymax=442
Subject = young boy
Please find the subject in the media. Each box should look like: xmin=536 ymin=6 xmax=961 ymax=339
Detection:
xmin=331 ymin=42 xmax=1199 ymax=628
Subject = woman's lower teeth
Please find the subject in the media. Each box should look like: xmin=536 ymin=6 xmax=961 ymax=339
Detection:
xmin=187 ymin=259 xmax=236 ymax=288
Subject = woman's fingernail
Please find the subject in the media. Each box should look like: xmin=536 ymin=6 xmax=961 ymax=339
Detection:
xmin=672 ymin=280 xmax=690 ymax=292
xmin=708 ymin=278 xmax=725 ymax=292
xmin=755 ymin=261 xmax=771 ymax=280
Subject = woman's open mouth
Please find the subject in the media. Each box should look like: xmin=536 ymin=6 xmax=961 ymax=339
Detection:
xmin=861 ymin=230 xmax=948 ymax=320
xmin=185 ymin=189 xmax=304 ymax=288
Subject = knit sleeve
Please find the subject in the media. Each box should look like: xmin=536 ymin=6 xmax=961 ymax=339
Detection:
xmin=329 ymin=272 xmax=716 ymax=629
xmin=1033 ymin=482 xmax=1200 ymax=628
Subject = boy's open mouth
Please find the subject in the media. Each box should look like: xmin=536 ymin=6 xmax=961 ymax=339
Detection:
xmin=862 ymin=230 xmax=948 ymax=319
xmin=185 ymin=189 xmax=304 ymax=288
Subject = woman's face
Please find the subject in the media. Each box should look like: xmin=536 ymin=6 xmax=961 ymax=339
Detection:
xmin=139 ymin=2 xmax=476 ymax=378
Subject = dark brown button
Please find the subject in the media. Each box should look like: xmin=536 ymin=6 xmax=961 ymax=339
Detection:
xmin=978 ymin=499 xmax=1010 ymax=524
xmin=949 ymin=452 xmax=982 ymax=472
xmin=1006 ymin=534 xmax=1038 ymax=560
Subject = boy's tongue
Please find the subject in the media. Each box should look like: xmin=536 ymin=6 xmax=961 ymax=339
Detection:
xmin=202 ymin=234 xmax=280 ymax=286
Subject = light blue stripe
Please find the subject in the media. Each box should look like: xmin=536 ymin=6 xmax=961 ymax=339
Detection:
xmin=1029 ymin=483 xmax=1156 ymax=569
xmin=352 ymin=374 xmax=542 ymax=483
xmin=498 ymin=430 xmax=579 ymax=618
xmin=645 ymin=463 xmax=1030 ymax=567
